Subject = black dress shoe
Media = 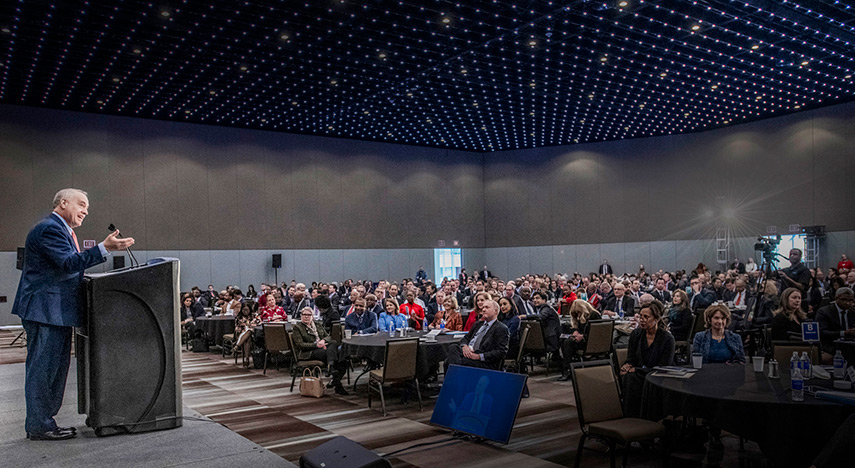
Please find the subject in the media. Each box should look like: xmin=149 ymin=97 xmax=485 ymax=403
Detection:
xmin=57 ymin=426 xmax=77 ymax=434
xmin=27 ymin=429 xmax=76 ymax=441
xmin=557 ymin=374 xmax=571 ymax=382
xmin=334 ymin=383 xmax=349 ymax=396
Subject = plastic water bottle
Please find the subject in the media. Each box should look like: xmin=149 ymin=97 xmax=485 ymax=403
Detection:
xmin=424 ymin=318 xmax=428 ymax=330
xmin=800 ymin=352 xmax=811 ymax=379
xmin=833 ymin=350 xmax=846 ymax=379
xmin=388 ymin=322 xmax=395 ymax=338
xmin=791 ymin=367 xmax=804 ymax=402
xmin=440 ymin=319 xmax=446 ymax=330
xmin=790 ymin=352 xmax=800 ymax=373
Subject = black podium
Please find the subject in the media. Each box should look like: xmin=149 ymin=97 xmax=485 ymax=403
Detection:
xmin=76 ymin=258 xmax=182 ymax=436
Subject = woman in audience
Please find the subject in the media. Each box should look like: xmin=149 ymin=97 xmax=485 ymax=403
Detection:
xmin=291 ymin=307 xmax=349 ymax=395
xmin=666 ymin=289 xmax=694 ymax=341
xmin=180 ymin=293 xmax=204 ymax=336
xmin=805 ymin=274 xmax=824 ymax=318
xmin=558 ymin=300 xmax=603 ymax=381
xmin=429 ymin=296 xmax=463 ymax=331
xmin=749 ymin=281 xmax=779 ymax=327
xmin=771 ymin=287 xmax=805 ymax=341
xmin=378 ymin=297 xmax=408 ymax=332
xmin=586 ymin=283 xmax=601 ymax=309
xmin=234 ymin=302 xmax=260 ymax=336
xmin=258 ymin=292 xmax=286 ymax=322
xmin=497 ymin=296 xmax=521 ymax=356
xmin=464 ymin=291 xmax=491 ymax=331
xmin=620 ymin=300 xmax=675 ymax=417
xmin=692 ymin=304 xmax=745 ymax=363
xmin=314 ymin=294 xmax=339 ymax=333
xmin=245 ymin=284 xmax=258 ymax=300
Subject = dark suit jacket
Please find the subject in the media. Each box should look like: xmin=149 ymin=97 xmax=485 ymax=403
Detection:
xmin=816 ymin=303 xmax=855 ymax=350
xmin=287 ymin=297 xmax=314 ymax=317
xmin=626 ymin=327 xmax=675 ymax=369
xmin=689 ymin=289 xmax=716 ymax=310
xmin=345 ymin=311 xmax=378 ymax=334
xmin=514 ymin=296 xmax=535 ymax=316
xmin=291 ymin=321 xmax=332 ymax=360
xmin=652 ymin=289 xmax=671 ymax=303
xmin=602 ymin=295 xmax=636 ymax=317
xmin=462 ymin=319 xmax=509 ymax=369
xmin=12 ymin=213 xmax=106 ymax=327
xmin=599 ymin=264 xmax=613 ymax=275
xmin=532 ymin=304 xmax=561 ymax=352
xmin=479 ymin=270 xmax=491 ymax=281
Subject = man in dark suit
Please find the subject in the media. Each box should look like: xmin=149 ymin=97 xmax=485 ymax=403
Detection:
xmin=446 ymin=299 xmax=509 ymax=370
xmin=524 ymin=291 xmax=561 ymax=353
xmin=730 ymin=258 xmax=746 ymax=274
xmin=599 ymin=260 xmax=613 ymax=276
xmin=816 ymin=288 xmax=855 ymax=352
xmin=479 ymin=266 xmax=491 ymax=281
xmin=688 ymin=277 xmax=716 ymax=310
xmin=344 ymin=297 xmax=378 ymax=334
xmin=651 ymin=278 xmax=671 ymax=303
xmin=12 ymin=188 xmax=134 ymax=441
xmin=602 ymin=283 xmax=636 ymax=318
xmin=514 ymin=286 xmax=535 ymax=316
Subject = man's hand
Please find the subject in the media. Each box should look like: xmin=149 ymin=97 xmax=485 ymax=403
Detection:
xmin=462 ymin=345 xmax=478 ymax=360
xmin=844 ymin=328 xmax=855 ymax=337
xmin=103 ymin=230 xmax=135 ymax=252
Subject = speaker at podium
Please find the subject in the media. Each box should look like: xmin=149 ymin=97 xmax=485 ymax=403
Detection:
xmin=76 ymin=258 xmax=182 ymax=436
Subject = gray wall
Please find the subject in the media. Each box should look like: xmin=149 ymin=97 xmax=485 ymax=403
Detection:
xmin=484 ymin=102 xmax=855 ymax=246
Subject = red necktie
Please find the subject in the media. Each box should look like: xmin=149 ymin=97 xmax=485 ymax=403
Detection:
xmin=71 ymin=230 xmax=81 ymax=252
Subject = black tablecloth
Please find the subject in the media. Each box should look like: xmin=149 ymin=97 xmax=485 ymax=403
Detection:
xmin=341 ymin=331 xmax=463 ymax=379
xmin=642 ymin=363 xmax=855 ymax=467
xmin=195 ymin=316 xmax=235 ymax=346
xmin=834 ymin=339 xmax=855 ymax=367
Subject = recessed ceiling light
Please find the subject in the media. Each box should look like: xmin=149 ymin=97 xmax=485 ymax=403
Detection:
xmin=528 ymin=40 xmax=537 ymax=47
xmin=280 ymin=33 xmax=290 ymax=41
xmin=691 ymin=24 xmax=701 ymax=31
xmin=618 ymin=1 xmax=629 ymax=7
xmin=801 ymin=60 xmax=809 ymax=66
xmin=112 ymin=77 xmax=120 ymax=83
xmin=96 ymin=100 xmax=104 ymax=105
xmin=132 ymin=47 xmax=142 ymax=54
xmin=184 ymin=110 xmax=191 ymax=114
xmin=845 ymin=75 xmax=853 ymax=79
xmin=441 ymin=17 xmax=451 ymax=24
xmin=378 ymin=52 xmax=387 ymax=59
xmin=160 ymin=10 xmax=170 ymax=18
xmin=751 ymin=44 xmax=760 ymax=50
xmin=330 ymin=79 xmax=338 ymax=85
xmin=2 ymin=27 xmax=12 ymax=34
xmin=209 ymin=90 xmax=217 ymax=95
xmin=239 ymin=65 xmax=248 ymax=72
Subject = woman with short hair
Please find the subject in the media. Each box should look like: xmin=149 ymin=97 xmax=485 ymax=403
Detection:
xmin=691 ymin=304 xmax=745 ymax=364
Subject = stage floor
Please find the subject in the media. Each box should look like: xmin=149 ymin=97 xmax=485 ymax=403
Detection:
xmin=0 ymin=361 xmax=294 ymax=468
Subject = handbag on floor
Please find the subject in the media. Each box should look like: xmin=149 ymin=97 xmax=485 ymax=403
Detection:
xmin=300 ymin=366 xmax=326 ymax=398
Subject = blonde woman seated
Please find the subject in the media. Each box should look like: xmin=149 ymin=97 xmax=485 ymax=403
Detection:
xmin=771 ymin=287 xmax=806 ymax=341
xmin=558 ymin=300 xmax=602 ymax=381
xmin=378 ymin=298 xmax=407 ymax=332
xmin=291 ymin=307 xmax=349 ymax=395
xmin=691 ymin=304 xmax=745 ymax=364
xmin=258 ymin=293 xmax=286 ymax=322
xmin=430 ymin=296 xmax=463 ymax=331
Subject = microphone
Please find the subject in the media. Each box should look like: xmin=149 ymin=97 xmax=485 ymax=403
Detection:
xmin=108 ymin=223 xmax=139 ymax=267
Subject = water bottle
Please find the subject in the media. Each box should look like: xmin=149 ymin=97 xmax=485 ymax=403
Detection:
xmin=800 ymin=351 xmax=811 ymax=379
xmin=791 ymin=367 xmax=804 ymax=402
xmin=388 ymin=322 xmax=395 ymax=338
xmin=790 ymin=352 xmax=800 ymax=373
xmin=440 ymin=318 xmax=446 ymax=330
xmin=833 ymin=350 xmax=846 ymax=379
xmin=423 ymin=318 xmax=428 ymax=330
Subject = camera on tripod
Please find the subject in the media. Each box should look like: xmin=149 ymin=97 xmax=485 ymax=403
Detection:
xmin=754 ymin=235 xmax=781 ymax=263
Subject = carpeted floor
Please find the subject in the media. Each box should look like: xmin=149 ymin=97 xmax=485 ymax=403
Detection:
xmin=1 ymin=329 xmax=28 ymax=365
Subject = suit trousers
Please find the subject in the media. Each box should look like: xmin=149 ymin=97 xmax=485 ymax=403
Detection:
xmin=304 ymin=342 xmax=347 ymax=382
xmin=445 ymin=343 xmax=494 ymax=370
xmin=22 ymin=319 xmax=73 ymax=433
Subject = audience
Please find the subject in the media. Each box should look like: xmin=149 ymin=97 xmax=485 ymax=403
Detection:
xmin=430 ymin=296 xmax=463 ymax=331
xmin=558 ymin=300 xmax=602 ymax=381
xmin=816 ymin=287 xmax=855 ymax=353
xmin=379 ymin=298 xmax=408 ymax=332
xmin=666 ymin=289 xmax=694 ymax=341
xmin=771 ymin=287 xmax=806 ymax=341
xmin=692 ymin=304 xmax=745 ymax=364
xmin=445 ymin=299 xmax=509 ymax=370
xmin=344 ymin=297 xmax=378 ymax=334
xmin=258 ymin=293 xmax=286 ymax=322
xmin=291 ymin=307 xmax=349 ymax=395
xmin=621 ymin=300 xmax=675 ymax=417
xmin=496 ymin=296 xmax=521 ymax=357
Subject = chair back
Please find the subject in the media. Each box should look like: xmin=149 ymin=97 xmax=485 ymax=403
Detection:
xmin=331 ymin=322 xmax=343 ymax=343
xmin=523 ymin=320 xmax=546 ymax=353
xmin=613 ymin=347 xmax=628 ymax=367
xmin=690 ymin=311 xmax=706 ymax=339
xmin=676 ymin=312 xmax=698 ymax=344
xmin=262 ymin=323 xmax=289 ymax=353
xmin=583 ymin=320 xmax=614 ymax=356
xmin=559 ymin=302 xmax=571 ymax=316
xmin=515 ymin=323 xmax=531 ymax=364
xmin=382 ymin=338 xmax=419 ymax=382
xmin=772 ymin=341 xmax=819 ymax=367
xmin=570 ymin=360 xmax=624 ymax=427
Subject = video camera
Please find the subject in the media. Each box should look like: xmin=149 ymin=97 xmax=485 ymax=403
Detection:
xmin=754 ymin=235 xmax=781 ymax=263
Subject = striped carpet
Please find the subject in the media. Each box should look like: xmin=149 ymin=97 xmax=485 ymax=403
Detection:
xmin=0 ymin=329 xmax=28 ymax=365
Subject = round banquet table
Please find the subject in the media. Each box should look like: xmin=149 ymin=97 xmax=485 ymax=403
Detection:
xmin=834 ymin=339 xmax=855 ymax=367
xmin=194 ymin=316 xmax=235 ymax=346
xmin=641 ymin=363 xmax=855 ymax=467
xmin=341 ymin=331 xmax=464 ymax=385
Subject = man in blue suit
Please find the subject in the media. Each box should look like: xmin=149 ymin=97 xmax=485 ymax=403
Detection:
xmin=12 ymin=188 xmax=134 ymax=441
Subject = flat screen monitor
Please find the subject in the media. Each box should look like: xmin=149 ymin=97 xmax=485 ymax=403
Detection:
xmin=430 ymin=365 xmax=527 ymax=444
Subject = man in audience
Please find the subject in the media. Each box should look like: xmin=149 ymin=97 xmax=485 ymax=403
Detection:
xmin=599 ymin=259 xmax=613 ymax=275
xmin=778 ymin=248 xmax=810 ymax=294
xmin=220 ymin=290 xmax=240 ymax=316
xmin=816 ymin=288 xmax=855 ymax=352
xmin=731 ymin=257 xmax=746 ymax=274
xmin=602 ymin=282 xmax=635 ymax=318
xmin=445 ymin=299 xmax=509 ymax=370
xmin=479 ymin=265 xmax=491 ymax=281
xmin=846 ymin=271 xmax=855 ymax=289
xmin=652 ymin=278 xmax=671 ymax=303
xmin=191 ymin=286 xmax=207 ymax=307
xmin=515 ymin=286 xmax=535 ymax=316
xmin=838 ymin=254 xmax=854 ymax=274
xmin=688 ymin=277 xmax=715 ymax=310
xmin=344 ymin=297 xmax=377 ymax=334
xmin=340 ymin=289 xmax=361 ymax=315
xmin=286 ymin=283 xmax=313 ymax=317
xmin=721 ymin=278 xmax=736 ymax=302
xmin=365 ymin=293 xmax=383 ymax=316
xmin=628 ymin=279 xmax=643 ymax=304
xmin=205 ymin=284 xmax=217 ymax=305
xmin=415 ymin=266 xmax=427 ymax=285
xmin=524 ymin=291 xmax=561 ymax=355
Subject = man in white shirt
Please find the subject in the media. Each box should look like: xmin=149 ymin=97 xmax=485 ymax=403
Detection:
xmin=445 ymin=300 xmax=509 ymax=370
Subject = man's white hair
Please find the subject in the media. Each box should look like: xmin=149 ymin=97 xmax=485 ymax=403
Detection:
xmin=53 ymin=188 xmax=88 ymax=207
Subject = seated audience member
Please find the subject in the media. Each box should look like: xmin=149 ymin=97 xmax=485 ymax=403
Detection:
xmin=747 ymin=281 xmax=778 ymax=327
xmin=805 ymin=275 xmax=824 ymax=317
xmin=430 ymin=296 xmax=463 ymax=331
xmin=221 ymin=290 xmax=241 ymax=316
xmin=666 ymin=289 xmax=694 ymax=341
xmin=180 ymin=293 xmax=205 ymax=335
xmin=558 ymin=300 xmax=602 ymax=381
xmin=692 ymin=304 xmax=745 ymax=364
xmin=340 ymin=289 xmax=361 ymax=315
xmin=258 ymin=293 xmax=286 ymax=322
xmin=314 ymin=294 xmax=339 ymax=333
xmin=514 ymin=286 xmax=535 ymax=316
xmin=291 ymin=308 xmax=349 ymax=395
xmin=465 ymin=292 xmax=491 ymax=331
xmin=557 ymin=283 xmax=578 ymax=312
xmin=771 ymin=287 xmax=805 ymax=341
xmin=601 ymin=282 xmax=635 ymax=318
xmin=379 ymin=298 xmax=408 ymax=332
xmin=445 ymin=299 xmax=509 ymax=370
xmin=620 ymin=300 xmax=675 ymax=417
xmin=816 ymin=288 xmax=855 ymax=352
xmin=688 ymin=277 xmax=715 ymax=310
xmin=496 ymin=296 xmax=521 ymax=357
xmin=344 ymin=297 xmax=378 ymax=334
xmin=585 ymin=283 xmax=602 ymax=309
xmin=652 ymin=278 xmax=671 ymax=303
xmin=234 ymin=302 xmax=259 ymax=333
xmin=399 ymin=289 xmax=426 ymax=330
xmin=524 ymin=291 xmax=561 ymax=355
xmin=365 ymin=293 xmax=383 ymax=317
xmin=286 ymin=283 xmax=313 ymax=318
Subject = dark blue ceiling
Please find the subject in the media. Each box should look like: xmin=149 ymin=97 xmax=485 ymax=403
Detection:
xmin=1 ymin=0 xmax=853 ymax=152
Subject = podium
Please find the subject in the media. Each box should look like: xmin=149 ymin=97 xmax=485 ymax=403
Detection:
xmin=76 ymin=258 xmax=182 ymax=436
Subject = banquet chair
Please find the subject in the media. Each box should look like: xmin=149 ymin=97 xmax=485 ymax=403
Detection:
xmin=330 ymin=322 xmax=351 ymax=383
xmin=367 ymin=338 xmax=421 ymax=416
xmin=772 ymin=341 xmax=820 ymax=369
xmin=673 ymin=313 xmax=698 ymax=363
xmin=523 ymin=320 xmax=554 ymax=376
xmin=578 ymin=320 xmax=615 ymax=361
xmin=233 ymin=329 xmax=253 ymax=367
xmin=570 ymin=360 xmax=668 ymax=468
xmin=283 ymin=331 xmax=326 ymax=392
xmin=504 ymin=322 xmax=531 ymax=373
xmin=261 ymin=323 xmax=291 ymax=375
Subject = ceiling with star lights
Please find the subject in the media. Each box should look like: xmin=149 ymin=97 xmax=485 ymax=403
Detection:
xmin=1 ymin=1 xmax=853 ymax=152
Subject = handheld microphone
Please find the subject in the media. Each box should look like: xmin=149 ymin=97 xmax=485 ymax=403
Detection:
xmin=108 ymin=223 xmax=139 ymax=267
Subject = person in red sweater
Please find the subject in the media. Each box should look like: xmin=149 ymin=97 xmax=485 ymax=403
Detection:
xmin=838 ymin=254 xmax=854 ymax=274
xmin=464 ymin=291 xmax=491 ymax=331
xmin=399 ymin=289 xmax=425 ymax=330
